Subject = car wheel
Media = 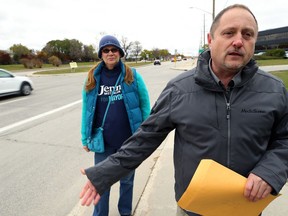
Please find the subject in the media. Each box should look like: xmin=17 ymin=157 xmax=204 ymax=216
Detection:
xmin=20 ymin=83 xmax=32 ymax=95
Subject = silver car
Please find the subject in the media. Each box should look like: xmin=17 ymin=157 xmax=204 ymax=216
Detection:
xmin=0 ymin=68 xmax=34 ymax=97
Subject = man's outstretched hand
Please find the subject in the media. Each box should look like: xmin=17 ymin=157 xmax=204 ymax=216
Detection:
xmin=79 ymin=169 xmax=101 ymax=206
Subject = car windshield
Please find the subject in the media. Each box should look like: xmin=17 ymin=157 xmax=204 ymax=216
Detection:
xmin=0 ymin=69 xmax=13 ymax=78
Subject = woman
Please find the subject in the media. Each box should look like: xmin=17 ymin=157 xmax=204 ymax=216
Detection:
xmin=81 ymin=35 xmax=150 ymax=216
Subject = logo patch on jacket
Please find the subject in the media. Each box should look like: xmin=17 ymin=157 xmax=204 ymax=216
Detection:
xmin=241 ymin=108 xmax=265 ymax=113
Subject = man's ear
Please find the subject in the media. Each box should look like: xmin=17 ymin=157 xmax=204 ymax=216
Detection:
xmin=207 ymin=33 xmax=212 ymax=49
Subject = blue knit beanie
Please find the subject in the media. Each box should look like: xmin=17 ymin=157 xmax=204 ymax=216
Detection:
xmin=98 ymin=35 xmax=125 ymax=59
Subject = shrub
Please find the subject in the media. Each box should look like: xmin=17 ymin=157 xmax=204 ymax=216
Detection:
xmin=254 ymin=49 xmax=286 ymax=60
xmin=32 ymin=59 xmax=43 ymax=68
xmin=0 ymin=50 xmax=12 ymax=65
xmin=48 ymin=55 xmax=62 ymax=67
xmin=19 ymin=58 xmax=43 ymax=68
xmin=254 ymin=55 xmax=278 ymax=60
xmin=266 ymin=49 xmax=285 ymax=58
xmin=20 ymin=58 xmax=33 ymax=68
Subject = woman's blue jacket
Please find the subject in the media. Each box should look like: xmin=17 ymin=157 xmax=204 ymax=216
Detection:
xmin=81 ymin=61 xmax=150 ymax=146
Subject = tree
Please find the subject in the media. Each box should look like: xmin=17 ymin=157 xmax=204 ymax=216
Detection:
xmin=151 ymin=48 xmax=161 ymax=59
xmin=5 ymin=34 xmax=177 ymax=63
xmin=83 ymin=45 xmax=97 ymax=62
xmin=131 ymin=41 xmax=142 ymax=62
xmin=42 ymin=39 xmax=84 ymax=63
xmin=42 ymin=39 xmax=70 ymax=62
xmin=140 ymin=49 xmax=152 ymax=61
xmin=120 ymin=36 xmax=133 ymax=60
xmin=69 ymin=39 xmax=83 ymax=61
xmin=159 ymin=49 xmax=170 ymax=60
xmin=9 ymin=44 xmax=30 ymax=63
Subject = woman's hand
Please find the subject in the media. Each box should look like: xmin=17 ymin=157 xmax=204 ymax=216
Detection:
xmin=83 ymin=146 xmax=90 ymax=152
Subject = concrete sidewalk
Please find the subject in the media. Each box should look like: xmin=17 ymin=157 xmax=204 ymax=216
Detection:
xmin=133 ymin=131 xmax=177 ymax=216
xmin=170 ymin=59 xmax=196 ymax=71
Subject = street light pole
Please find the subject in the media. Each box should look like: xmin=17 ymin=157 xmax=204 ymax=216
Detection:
xmin=212 ymin=0 xmax=215 ymax=20
xmin=189 ymin=6 xmax=213 ymax=48
xmin=189 ymin=2 xmax=215 ymax=54
xmin=203 ymin=14 xmax=206 ymax=47
xmin=189 ymin=6 xmax=213 ymax=21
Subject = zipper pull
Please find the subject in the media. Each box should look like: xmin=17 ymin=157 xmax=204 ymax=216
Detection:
xmin=226 ymin=103 xmax=231 ymax=120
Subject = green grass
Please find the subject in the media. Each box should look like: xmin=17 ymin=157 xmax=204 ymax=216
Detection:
xmin=0 ymin=61 xmax=152 ymax=74
xmin=33 ymin=67 xmax=91 ymax=74
xmin=270 ymin=71 xmax=288 ymax=89
xmin=0 ymin=64 xmax=51 ymax=71
xmin=255 ymin=59 xmax=288 ymax=88
xmin=256 ymin=59 xmax=288 ymax=66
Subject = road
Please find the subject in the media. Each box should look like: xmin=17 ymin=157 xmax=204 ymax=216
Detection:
xmin=0 ymin=60 xmax=191 ymax=216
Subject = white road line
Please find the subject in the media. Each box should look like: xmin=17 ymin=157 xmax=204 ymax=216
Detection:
xmin=0 ymin=100 xmax=81 ymax=134
xmin=0 ymin=97 xmax=27 ymax=105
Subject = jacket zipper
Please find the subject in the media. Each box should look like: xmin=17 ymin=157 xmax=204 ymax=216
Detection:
xmin=226 ymin=101 xmax=231 ymax=167
xmin=224 ymin=89 xmax=232 ymax=168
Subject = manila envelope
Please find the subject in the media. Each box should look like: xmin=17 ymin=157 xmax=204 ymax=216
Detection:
xmin=178 ymin=159 xmax=280 ymax=216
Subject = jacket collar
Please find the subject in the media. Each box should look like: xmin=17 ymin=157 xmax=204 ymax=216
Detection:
xmin=195 ymin=50 xmax=259 ymax=91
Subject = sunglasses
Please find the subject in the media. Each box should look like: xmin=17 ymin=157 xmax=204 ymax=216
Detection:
xmin=102 ymin=48 xmax=119 ymax=54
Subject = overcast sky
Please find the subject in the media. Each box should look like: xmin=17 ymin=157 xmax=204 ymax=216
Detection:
xmin=1 ymin=0 xmax=287 ymax=56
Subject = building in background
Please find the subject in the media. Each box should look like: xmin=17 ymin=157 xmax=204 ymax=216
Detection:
xmin=255 ymin=26 xmax=288 ymax=52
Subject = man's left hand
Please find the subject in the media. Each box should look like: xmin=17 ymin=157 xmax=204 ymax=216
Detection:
xmin=244 ymin=173 xmax=272 ymax=202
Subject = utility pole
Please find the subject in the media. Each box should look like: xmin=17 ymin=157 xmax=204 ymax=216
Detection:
xmin=212 ymin=0 xmax=215 ymax=20
xmin=203 ymin=14 xmax=206 ymax=47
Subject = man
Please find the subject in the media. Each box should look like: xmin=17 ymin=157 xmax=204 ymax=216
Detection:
xmin=80 ymin=4 xmax=288 ymax=216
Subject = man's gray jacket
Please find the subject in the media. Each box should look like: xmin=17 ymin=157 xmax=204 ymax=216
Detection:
xmin=86 ymin=50 xmax=288 ymax=203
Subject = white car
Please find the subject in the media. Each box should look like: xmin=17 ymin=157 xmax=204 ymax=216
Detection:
xmin=154 ymin=59 xmax=161 ymax=65
xmin=0 ymin=68 xmax=34 ymax=97
xmin=254 ymin=52 xmax=266 ymax=56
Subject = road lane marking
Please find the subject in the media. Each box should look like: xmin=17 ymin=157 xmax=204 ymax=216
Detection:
xmin=0 ymin=97 xmax=28 ymax=105
xmin=0 ymin=100 xmax=81 ymax=134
